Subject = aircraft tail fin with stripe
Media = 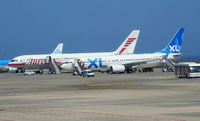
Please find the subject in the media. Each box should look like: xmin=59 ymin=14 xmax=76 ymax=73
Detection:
xmin=114 ymin=30 xmax=140 ymax=55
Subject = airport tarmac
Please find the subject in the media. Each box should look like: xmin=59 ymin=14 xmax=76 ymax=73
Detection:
xmin=0 ymin=69 xmax=200 ymax=121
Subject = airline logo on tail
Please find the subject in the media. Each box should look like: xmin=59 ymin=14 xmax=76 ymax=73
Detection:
xmin=169 ymin=45 xmax=179 ymax=52
xmin=156 ymin=28 xmax=184 ymax=54
xmin=119 ymin=38 xmax=136 ymax=55
xmin=54 ymin=49 xmax=62 ymax=54
xmin=52 ymin=43 xmax=63 ymax=54
xmin=114 ymin=30 xmax=140 ymax=55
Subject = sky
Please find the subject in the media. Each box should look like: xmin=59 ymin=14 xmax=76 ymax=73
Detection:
xmin=0 ymin=0 xmax=200 ymax=59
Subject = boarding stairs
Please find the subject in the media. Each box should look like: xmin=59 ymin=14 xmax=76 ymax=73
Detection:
xmin=46 ymin=56 xmax=61 ymax=74
xmin=163 ymin=59 xmax=176 ymax=72
xmin=74 ymin=59 xmax=85 ymax=75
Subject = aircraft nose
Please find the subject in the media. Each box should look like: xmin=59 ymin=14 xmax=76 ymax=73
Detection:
xmin=8 ymin=62 xmax=14 ymax=66
xmin=8 ymin=62 xmax=12 ymax=66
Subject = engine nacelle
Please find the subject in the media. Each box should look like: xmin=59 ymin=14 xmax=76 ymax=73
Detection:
xmin=60 ymin=63 xmax=73 ymax=72
xmin=9 ymin=67 xmax=18 ymax=72
xmin=110 ymin=65 xmax=125 ymax=73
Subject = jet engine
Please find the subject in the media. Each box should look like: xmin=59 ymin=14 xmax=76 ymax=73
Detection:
xmin=110 ymin=65 xmax=125 ymax=73
xmin=60 ymin=62 xmax=73 ymax=72
xmin=9 ymin=67 xmax=18 ymax=72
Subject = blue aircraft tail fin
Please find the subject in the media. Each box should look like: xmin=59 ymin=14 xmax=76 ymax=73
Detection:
xmin=156 ymin=28 xmax=184 ymax=54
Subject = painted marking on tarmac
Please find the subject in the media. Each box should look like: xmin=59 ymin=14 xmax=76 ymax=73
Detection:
xmin=0 ymin=106 xmax=188 ymax=121
xmin=0 ymin=119 xmax=15 ymax=121
xmin=85 ymin=84 xmax=138 ymax=90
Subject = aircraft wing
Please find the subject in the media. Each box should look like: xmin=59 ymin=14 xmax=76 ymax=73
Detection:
xmin=121 ymin=58 xmax=162 ymax=68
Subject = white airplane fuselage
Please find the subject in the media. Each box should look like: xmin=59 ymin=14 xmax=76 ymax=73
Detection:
xmin=72 ymin=53 xmax=180 ymax=71
xmin=8 ymin=52 xmax=117 ymax=69
xmin=8 ymin=52 xmax=181 ymax=71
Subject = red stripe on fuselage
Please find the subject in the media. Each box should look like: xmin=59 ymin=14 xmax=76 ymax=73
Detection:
xmin=56 ymin=62 xmax=62 ymax=64
xmin=8 ymin=63 xmax=26 ymax=66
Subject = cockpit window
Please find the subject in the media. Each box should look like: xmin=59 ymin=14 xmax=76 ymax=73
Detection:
xmin=11 ymin=59 xmax=18 ymax=62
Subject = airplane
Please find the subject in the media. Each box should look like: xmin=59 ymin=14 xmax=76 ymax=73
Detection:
xmin=60 ymin=28 xmax=184 ymax=73
xmin=136 ymin=27 xmax=184 ymax=69
xmin=8 ymin=30 xmax=140 ymax=71
xmin=68 ymin=53 xmax=167 ymax=73
xmin=0 ymin=43 xmax=64 ymax=73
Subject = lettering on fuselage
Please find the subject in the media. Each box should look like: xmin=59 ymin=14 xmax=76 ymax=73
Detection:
xmin=87 ymin=58 xmax=107 ymax=68
xmin=27 ymin=58 xmax=45 ymax=65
